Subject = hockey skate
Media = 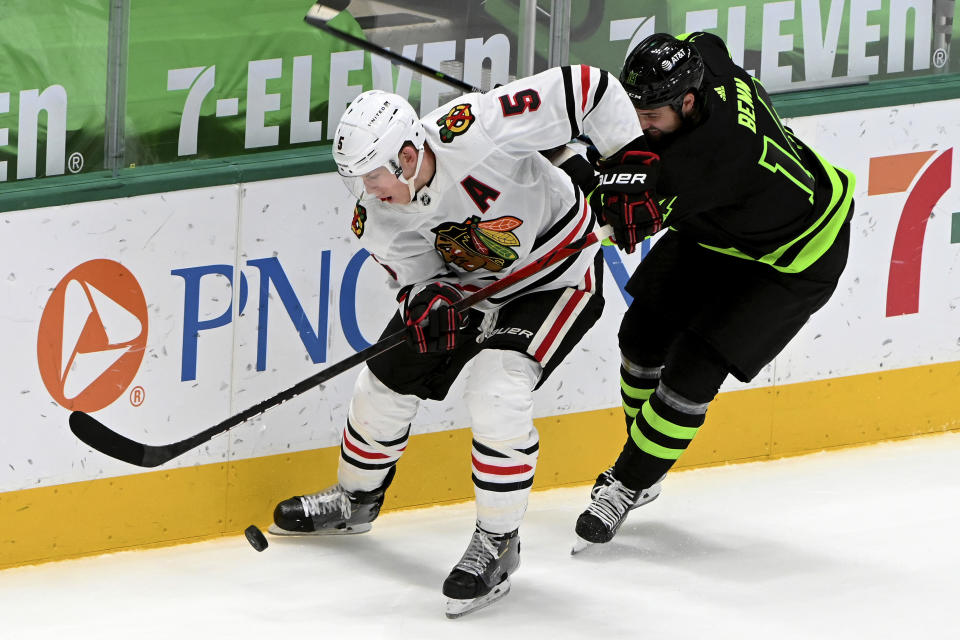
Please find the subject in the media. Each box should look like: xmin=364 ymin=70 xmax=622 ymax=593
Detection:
xmin=443 ymin=526 xmax=520 ymax=618
xmin=571 ymin=468 xmax=661 ymax=554
xmin=268 ymin=468 xmax=394 ymax=536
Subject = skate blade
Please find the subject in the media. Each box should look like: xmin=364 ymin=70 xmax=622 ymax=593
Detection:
xmin=444 ymin=579 xmax=511 ymax=619
xmin=266 ymin=523 xmax=372 ymax=536
xmin=570 ymin=536 xmax=593 ymax=555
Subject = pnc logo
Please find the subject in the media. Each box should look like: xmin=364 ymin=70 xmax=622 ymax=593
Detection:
xmin=868 ymin=148 xmax=954 ymax=317
xmin=37 ymin=260 xmax=148 ymax=411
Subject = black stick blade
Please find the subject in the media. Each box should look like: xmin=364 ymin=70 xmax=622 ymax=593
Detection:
xmin=69 ymin=411 xmax=156 ymax=468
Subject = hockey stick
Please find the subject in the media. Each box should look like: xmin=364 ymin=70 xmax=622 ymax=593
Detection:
xmin=69 ymin=224 xmax=613 ymax=468
xmin=303 ymin=1 xmax=482 ymax=93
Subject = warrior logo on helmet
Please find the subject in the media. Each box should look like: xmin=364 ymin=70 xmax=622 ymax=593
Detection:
xmin=437 ymin=104 xmax=475 ymax=143
xmin=432 ymin=215 xmax=522 ymax=272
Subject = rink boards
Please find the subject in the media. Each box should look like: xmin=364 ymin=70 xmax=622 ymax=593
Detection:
xmin=1 ymin=99 xmax=958 ymax=568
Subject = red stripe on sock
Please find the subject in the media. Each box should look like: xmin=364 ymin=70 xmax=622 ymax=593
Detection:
xmin=342 ymin=433 xmax=405 ymax=460
xmin=472 ymin=455 xmax=532 ymax=475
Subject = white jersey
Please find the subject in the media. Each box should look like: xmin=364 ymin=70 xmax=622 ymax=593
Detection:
xmin=348 ymin=65 xmax=642 ymax=310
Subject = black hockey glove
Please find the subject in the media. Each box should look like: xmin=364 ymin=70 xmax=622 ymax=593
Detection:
xmin=403 ymin=282 xmax=466 ymax=354
xmin=589 ymin=141 xmax=662 ymax=254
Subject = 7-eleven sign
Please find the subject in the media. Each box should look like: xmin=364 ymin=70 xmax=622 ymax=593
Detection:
xmin=868 ymin=149 xmax=955 ymax=317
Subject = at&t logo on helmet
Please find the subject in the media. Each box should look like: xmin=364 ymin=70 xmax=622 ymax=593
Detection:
xmin=37 ymin=260 xmax=149 ymax=412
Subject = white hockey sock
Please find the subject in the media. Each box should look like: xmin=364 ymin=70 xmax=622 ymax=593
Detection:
xmin=472 ymin=430 xmax=540 ymax=534
xmin=340 ymin=366 xmax=418 ymax=492
xmin=338 ymin=419 xmax=409 ymax=492
xmin=465 ymin=349 xmax=542 ymax=534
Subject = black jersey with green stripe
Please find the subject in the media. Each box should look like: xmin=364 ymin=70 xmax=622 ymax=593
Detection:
xmin=654 ymin=32 xmax=855 ymax=273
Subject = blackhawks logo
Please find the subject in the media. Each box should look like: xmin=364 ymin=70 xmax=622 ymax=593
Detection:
xmin=351 ymin=202 xmax=367 ymax=238
xmin=436 ymin=103 xmax=475 ymax=143
xmin=431 ymin=215 xmax=522 ymax=272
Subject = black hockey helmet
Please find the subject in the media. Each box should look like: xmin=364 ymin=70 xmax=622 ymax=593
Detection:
xmin=620 ymin=33 xmax=704 ymax=112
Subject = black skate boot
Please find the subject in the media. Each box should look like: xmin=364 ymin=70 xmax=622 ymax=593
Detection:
xmin=591 ymin=466 xmax=664 ymax=504
xmin=268 ymin=467 xmax=394 ymax=536
xmin=572 ymin=473 xmax=662 ymax=554
xmin=442 ymin=526 xmax=520 ymax=618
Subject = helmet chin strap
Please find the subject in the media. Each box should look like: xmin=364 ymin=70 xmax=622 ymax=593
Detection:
xmin=399 ymin=147 xmax=426 ymax=201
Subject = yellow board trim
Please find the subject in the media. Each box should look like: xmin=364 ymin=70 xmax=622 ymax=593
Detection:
xmin=3 ymin=360 xmax=960 ymax=569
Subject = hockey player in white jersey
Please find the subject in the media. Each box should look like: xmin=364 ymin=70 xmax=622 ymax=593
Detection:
xmin=270 ymin=64 xmax=662 ymax=618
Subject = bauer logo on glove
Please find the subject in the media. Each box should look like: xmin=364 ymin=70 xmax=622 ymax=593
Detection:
xmin=597 ymin=171 xmax=651 ymax=186
xmin=589 ymin=139 xmax=662 ymax=254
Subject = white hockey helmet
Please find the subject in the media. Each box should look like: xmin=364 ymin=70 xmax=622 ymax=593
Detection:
xmin=333 ymin=90 xmax=426 ymax=201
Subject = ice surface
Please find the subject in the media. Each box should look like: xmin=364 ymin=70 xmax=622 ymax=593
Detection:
xmin=2 ymin=433 xmax=959 ymax=639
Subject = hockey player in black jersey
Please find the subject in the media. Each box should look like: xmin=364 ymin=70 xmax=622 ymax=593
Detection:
xmin=574 ymin=32 xmax=855 ymax=551
xmin=267 ymin=65 xmax=660 ymax=616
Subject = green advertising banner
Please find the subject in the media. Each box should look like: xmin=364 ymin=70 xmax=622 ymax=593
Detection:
xmin=124 ymin=0 xmax=373 ymax=166
xmin=0 ymin=0 xmax=109 ymax=182
xmin=556 ymin=0 xmax=959 ymax=89
xmin=124 ymin=0 xmax=516 ymax=166
xmin=1 ymin=0 xmax=956 ymax=186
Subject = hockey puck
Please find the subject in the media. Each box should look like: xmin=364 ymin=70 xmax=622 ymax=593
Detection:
xmin=244 ymin=524 xmax=269 ymax=552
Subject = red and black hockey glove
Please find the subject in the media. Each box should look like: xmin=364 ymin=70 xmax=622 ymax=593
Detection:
xmin=402 ymin=282 xmax=466 ymax=354
xmin=589 ymin=140 xmax=662 ymax=254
